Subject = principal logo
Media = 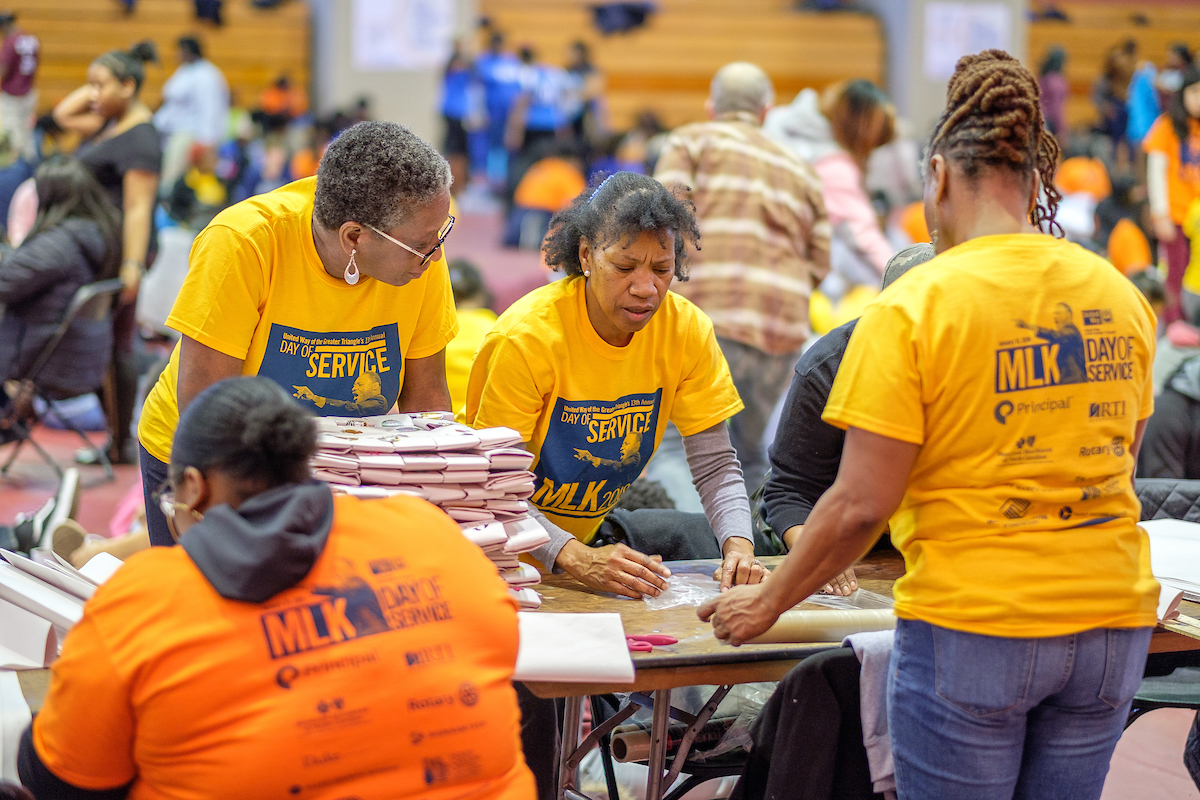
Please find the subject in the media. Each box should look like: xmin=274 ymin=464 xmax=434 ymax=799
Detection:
xmin=1000 ymin=498 xmax=1031 ymax=519
xmin=993 ymin=397 xmax=1072 ymax=424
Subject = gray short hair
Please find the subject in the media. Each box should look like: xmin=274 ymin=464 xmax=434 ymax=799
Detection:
xmin=314 ymin=121 xmax=451 ymax=231
xmin=710 ymin=62 xmax=775 ymax=116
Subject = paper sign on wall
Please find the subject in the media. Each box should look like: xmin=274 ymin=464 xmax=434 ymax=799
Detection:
xmin=923 ymin=2 xmax=1012 ymax=81
xmin=352 ymin=0 xmax=456 ymax=72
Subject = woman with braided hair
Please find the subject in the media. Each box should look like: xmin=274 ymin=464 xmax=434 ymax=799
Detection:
xmin=702 ymin=50 xmax=1158 ymax=799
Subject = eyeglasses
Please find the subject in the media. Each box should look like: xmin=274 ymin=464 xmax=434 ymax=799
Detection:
xmin=364 ymin=215 xmax=455 ymax=267
xmin=152 ymin=478 xmax=201 ymax=543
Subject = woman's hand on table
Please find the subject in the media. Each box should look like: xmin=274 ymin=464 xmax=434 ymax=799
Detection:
xmin=782 ymin=525 xmax=857 ymax=595
xmin=698 ymin=584 xmax=779 ymax=646
xmin=821 ymin=568 xmax=858 ymax=596
xmin=557 ymin=539 xmax=672 ymax=600
xmin=714 ymin=536 xmax=768 ymax=591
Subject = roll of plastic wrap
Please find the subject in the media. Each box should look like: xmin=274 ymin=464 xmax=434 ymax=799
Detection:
xmin=746 ymin=609 xmax=895 ymax=644
xmin=610 ymin=717 xmax=736 ymax=762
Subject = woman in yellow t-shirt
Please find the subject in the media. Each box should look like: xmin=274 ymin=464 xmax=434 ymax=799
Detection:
xmin=136 ymin=121 xmax=461 ymax=549
xmin=20 ymin=376 xmax=533 ymax=800
xmin=702 ymin=51 xmax=1159 ymax=799
xmin=464 ymin=172 xmax=766 ymax=598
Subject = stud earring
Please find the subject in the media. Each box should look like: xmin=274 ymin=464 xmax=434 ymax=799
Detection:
xmin=344 ymin=249 xmax=360 ymax=285
xmin=584 ymin=270 xmax=591 ymax=277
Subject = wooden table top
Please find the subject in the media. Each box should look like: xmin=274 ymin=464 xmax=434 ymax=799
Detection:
xmin=524 ymin=550 xmax=1200 ymax=698
xmin=524 ymin=551 xmax=905 ymax=698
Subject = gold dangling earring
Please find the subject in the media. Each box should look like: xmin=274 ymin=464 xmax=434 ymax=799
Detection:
xmin=344 ymin=249 xmax=360 ymax=285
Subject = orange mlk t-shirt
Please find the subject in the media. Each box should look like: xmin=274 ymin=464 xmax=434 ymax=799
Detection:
xmin=1143 ymin=115 xmax=1200 ymax=225
xmin=33 ymin=495 xmax=533 ymax=800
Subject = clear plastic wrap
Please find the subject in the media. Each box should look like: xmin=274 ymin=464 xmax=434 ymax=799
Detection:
xmin=801 ymin=587 xmax=894 ymax=610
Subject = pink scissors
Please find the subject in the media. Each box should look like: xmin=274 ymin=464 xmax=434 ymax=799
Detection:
xmin=627 ymin=634 xmax=678 ymax=652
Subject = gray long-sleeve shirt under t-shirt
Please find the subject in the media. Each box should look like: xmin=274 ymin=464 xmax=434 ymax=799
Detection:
xmin=528 ymin=422 xmax=753 ymax=570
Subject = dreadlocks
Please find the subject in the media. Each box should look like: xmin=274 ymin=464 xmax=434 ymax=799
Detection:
xmin=929 ymin=49 xmax=1062 ymax=235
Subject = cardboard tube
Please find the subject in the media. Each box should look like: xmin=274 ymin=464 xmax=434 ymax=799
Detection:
xmin=746 ymin=609 xmax=895 ymax=644
xmin=610 ymin=717 xmax=736 ymax=763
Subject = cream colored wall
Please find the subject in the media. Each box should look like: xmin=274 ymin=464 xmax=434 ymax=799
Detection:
xmin=309 ymin=0 xmax=478 ymax=144
xmin=863 ymin=0 xmax=1028 ymax=139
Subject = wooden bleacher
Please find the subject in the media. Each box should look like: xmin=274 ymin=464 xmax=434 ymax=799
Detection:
xmin=1029 ymin=2 xmax=1200 ymax=130
xmin=19 ymin=0 xmax=308 ymax=116
xmin=479 ymin=0 xmax=884 ymax=131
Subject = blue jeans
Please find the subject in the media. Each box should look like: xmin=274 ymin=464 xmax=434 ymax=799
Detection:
xmin=888 ymin=618 xmax=1152 ymax=800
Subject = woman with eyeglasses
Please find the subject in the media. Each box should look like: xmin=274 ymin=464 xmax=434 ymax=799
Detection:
xmin=20 ymin=376 xmax=534 ymax=800
xmin=137 ymin=121 xmax=459 ymax=547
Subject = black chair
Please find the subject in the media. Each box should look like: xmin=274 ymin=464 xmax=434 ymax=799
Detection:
xmin=1127 ymin=667 xmax=1200 ymax=729
xmin=1 ymin=278 xmax=125 ymax=481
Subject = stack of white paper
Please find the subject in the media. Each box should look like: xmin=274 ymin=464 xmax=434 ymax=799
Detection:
xmin=0 ymin=550 xmax=119 ymax=669
xmin=0 ymin=670 xmax=31 ymax=781
xmin=1142 ymin=520 xmax=1200 ymax=603
xmin=513 ymin=612 xmax=635 ymax=683
xmin=311 ymin=414 xmax=548 ymax=607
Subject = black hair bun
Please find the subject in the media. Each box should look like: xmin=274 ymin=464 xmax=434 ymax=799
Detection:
xmin=128 ymin=40 xmax=159 ymax=65
xmin=240 ymin=404 xmax=317 ymax=466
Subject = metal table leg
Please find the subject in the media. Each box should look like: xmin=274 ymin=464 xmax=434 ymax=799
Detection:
xmin=557 ymin=695 xmax=584 ymax=800
xmin=645 ymin=688 xmax=673 ymax=800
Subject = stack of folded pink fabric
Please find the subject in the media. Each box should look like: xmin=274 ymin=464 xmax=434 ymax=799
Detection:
xmin=311 ymin=413 xmax=548 ymax=609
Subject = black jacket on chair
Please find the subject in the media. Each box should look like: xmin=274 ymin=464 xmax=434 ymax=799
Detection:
xmin=0 ymin=218 xmax=116 ymax=398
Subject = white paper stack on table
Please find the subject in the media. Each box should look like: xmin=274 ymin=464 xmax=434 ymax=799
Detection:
xmin=1143 ymin=520 xmax=1200 ymax=614
xmin=0 ymin=550 xmax=123 ymax=669
xmin=311 ymin=414 xmax=549 ymax=609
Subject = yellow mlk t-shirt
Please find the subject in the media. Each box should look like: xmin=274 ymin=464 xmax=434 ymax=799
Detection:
xmin=447 ymin=306 xmax=498 ymax=415
xmin=462 ymin=276 xmax=743 ymax=543
xmin=824 ymin=234 xmax=1159 ymax=638
xmin=139 ymin=178 xmax=458 ymax=463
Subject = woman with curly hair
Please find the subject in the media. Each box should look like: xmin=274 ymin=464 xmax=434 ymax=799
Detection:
xmin=702 ymin=50 xmax=1159 ymax=799
xmin=136 ymin=121 xmax=459 ymax=548
xmin=463 ymin=171 xmax=763 ymax=597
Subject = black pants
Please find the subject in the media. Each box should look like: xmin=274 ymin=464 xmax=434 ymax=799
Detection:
xmin=733 ymin=648 xmax=881 ymax=800
xmin=139 ymin=442 xmax=173 ymax=546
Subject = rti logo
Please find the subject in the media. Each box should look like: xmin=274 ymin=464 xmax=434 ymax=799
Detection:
xmin=1089 ymin=401 xmax=1127 ymax=420
xmin=1000 ymin=498 xmax=1031 ymax=519
xmin=405 ymin=643 xmax=453 ymax=669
